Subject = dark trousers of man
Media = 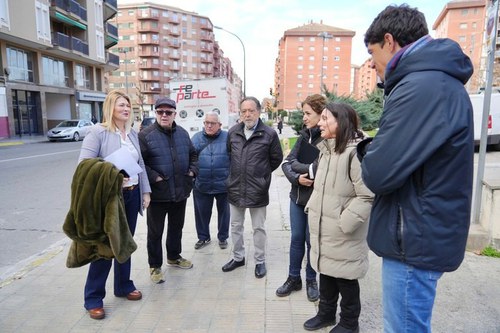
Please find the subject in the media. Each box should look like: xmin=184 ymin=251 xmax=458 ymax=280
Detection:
xmin=147 ymin=199 xmax=187 ymax=268
xmin=84 ymin=186 xmax=140 ymax=310
xmin=193 ymin=189 xmax=229 ymax=242
xmin=319 ymin=273 xmax=361 ymax=330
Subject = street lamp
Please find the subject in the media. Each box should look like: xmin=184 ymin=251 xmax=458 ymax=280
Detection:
xmin=214 ymin=25 xmax=246 ymax=97
xmin=318 ymin=32 xmax=332 ymax=95
xmin=120 ymin=48 xmax=129 ymax=96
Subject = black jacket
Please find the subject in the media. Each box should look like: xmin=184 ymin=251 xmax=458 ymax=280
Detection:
xmin=361 ymin=37 xmax=474 ymax=272
xmin=227 ymin=119 xmax=283 ymax=208
xmin=139 ymin=122 xmax=198 ymax=202
xmin=282 ymin=127 xmax=322 ymax=206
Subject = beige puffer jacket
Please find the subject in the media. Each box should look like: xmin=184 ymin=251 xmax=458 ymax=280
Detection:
xmin=306 ymin=139 xmax=374 ymax=279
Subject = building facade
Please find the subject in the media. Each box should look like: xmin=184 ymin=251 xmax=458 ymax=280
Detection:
xmin=353 ymin=59 xmax=377 ymax=100
xmin=109 ymin=2 xmax=242 ymax=118
xmin=433 ymin=0 xmax=487 ymax=93
xmin=0 ymin=0 xmax=119 ymax=139
xmin=274 ymin=21 xmax=355 ymax=111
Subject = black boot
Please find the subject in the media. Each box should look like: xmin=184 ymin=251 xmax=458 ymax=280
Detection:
xmin=276 ymin=276 xmax=302 ymax=297
xmin=306 ymin=279 xmax=319 ymax=302
xmin=303 ymin=313 xmax=336 ymax=331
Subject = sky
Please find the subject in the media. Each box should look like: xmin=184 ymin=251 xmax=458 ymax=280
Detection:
xmin=119 ymin=0 xmax=450 ymax=100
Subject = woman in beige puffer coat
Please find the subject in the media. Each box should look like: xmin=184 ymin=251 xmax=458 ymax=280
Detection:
xmin=303 ymin=102 xmax=374 ymax=333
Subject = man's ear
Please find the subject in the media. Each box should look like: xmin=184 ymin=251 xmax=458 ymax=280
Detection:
xmin=384 ymin=33 xmax=400 ymax=53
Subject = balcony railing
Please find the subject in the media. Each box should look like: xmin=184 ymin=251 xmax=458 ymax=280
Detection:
xmin=106 ymin=22 xmax=118 ymax=37
xmin=107 ymin=52 xmax=119 ymax=66
xmin=52 ymin=31 xmax=71 ymax=49
xmin=71 ymin=36 xmax=89 ymax=55
xmin=52 ymin=0 xmax=86 ymax=21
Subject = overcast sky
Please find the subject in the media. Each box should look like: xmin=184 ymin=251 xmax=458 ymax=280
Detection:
xmin=119 ymin=1 xmax=453 ymax=99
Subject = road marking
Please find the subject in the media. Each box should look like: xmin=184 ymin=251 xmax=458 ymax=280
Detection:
xmin=0 ymin=149 xmax=80 ymax=163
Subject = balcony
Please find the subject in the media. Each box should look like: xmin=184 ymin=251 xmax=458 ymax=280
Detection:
xmin=142 ymin=86 xmax=162 ymax=94
xmin=138 ymin=37 xmax=159 ymax=45
xmin=104 ymin=52 xmax=119 ymax=71
xmin=169 ymin=53 xmax=180 ymax=60
xmin=169 ymin=29 xmax=180 ymax=36
xmin=137 ymin=9 xmax=159 ymax=20
xmin=168 ymin=41 xmax=180 ymax=48
xmin=139 ymin=61 xmax=160 ymax=69
xmin=168 ymin=16 xmax=180 ymax=24
xmin=200 ymin=67 xmax=212 ymax=75
xmin=200 ymin=31 xmax=213 ymax=41
xmin=105 ymin=22 xmax=118 ymax=48
xmin=139 ymin=48 xmax=160 ymax=57
xmin=103 ymin=0 xmax=117 ymax=20
xmin=200 ymin=21 xmax=213 ymax=31
xmin=200 ymin=44 xmax=213 ymax=53
xmin=51 ymin=0 xmax=87 ymax=22
xmin=52 ymin=31 xmax=71 ymax=49
xmin=106 ymin=22 xmax=118 ymax=38
xmin=137 ymin=24 xmax=159 ymax=33
xmin=71 ymin=36 xmax=89 ymax=55
xmin=139 ymin=75 xmax=160 ymax=82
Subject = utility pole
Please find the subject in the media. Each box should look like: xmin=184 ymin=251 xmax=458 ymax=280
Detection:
xmin=318 ymin=32 xmax=332 ymax=95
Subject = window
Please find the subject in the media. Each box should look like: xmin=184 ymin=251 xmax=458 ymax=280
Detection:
xmin=94 ymin=0 xmax=103 ymax=28
xmin=298 ymin=46 xmax=303 ymax=51
xmin=298 ymin=37 xmax=304 ymax=42
xmin=297 ymin=64 xmax=303 ymax=70
xmin=309 ymin=56 xmax=315 ymax=61
xmin=335 ymin=37 xmax=341 ymax=42
xmin=297 ymin=83 xmax=303 ymax=88
xmin=472 ymin=22 xmax=477 ymax=29
xmin=298 ymin=55 xmax=303 ymax=61
xmin=335 ymin=46 xmax=340 ymax=52
xmin=42 ymin=56 xmax=69 ymax=87
xmin=461 ymin=9 xmax=468 ymax=16
xmin=308 ymin=83 xmax=313 ymax=89
xmin=6 ymin=47 xmax=34 ymax=82
xmin=128 ymin=10 xmax=134 ymax=16
xmin=297 ymin=74 xmax=303 ymax=79
xmin=0 ymin=0 xmax=10 ymax=28
xmin=309 ymin=37 xmax=315 ymax=42
xmin=35 ymin=0 xmax=50 ymax=42
xmin=308 ymin=64 xmax=314 ymax=70
xmin=459 ymin=23 xmax=467 ymax=29
xmin=96 ymin=31 xmax=104 ymax=59
xmin=309 ymin=46 xmax=315 ymax=51
xmin=75 ymin=64 xmax=91 ymax=89
xmin=162 ymin=10 xmax=168 ymax=17
xmin=458 ymin=35 xmax=466 ymax=43
xmin=334 ymin=56 xmax=340 ymax=61
xmin=308 ymin=74 xmax=314 ymax=79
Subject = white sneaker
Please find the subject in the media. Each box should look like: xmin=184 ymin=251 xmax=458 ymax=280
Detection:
xmin=150 ymin=267 xmax=165 ymax=284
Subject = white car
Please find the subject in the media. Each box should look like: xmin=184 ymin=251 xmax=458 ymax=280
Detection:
xmin=47 ymin=119 xmax=93 ymax=142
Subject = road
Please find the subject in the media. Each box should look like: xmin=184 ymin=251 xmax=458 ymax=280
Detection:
xmin=0 ymin=140 xmax=499 ymax=284
xmin=0 ymin=141 xmax=81 ymax=281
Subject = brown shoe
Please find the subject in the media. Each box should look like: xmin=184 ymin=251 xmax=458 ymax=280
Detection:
xmin=88 ymin=307 xmax=105 ymax=320
xmin=126 ymin=290 xmax=142 ymax=301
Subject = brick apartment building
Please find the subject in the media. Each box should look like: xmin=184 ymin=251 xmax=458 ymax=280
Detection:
xmin=433 ymin=0 xmax=487 ymax=93
xmin=274 ymin=21 xmax=355 ymax=111
xmin=0 ymin=0 xmax=119 ymax=139
xmin=109 ymin=2 xmax=242 ymax=118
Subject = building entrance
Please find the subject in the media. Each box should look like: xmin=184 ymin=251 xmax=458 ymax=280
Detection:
xmin=12 ymin=90 xmax=41 ymax=136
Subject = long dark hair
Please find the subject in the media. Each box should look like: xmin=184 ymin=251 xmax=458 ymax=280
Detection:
xmin=325 ymin=102 xmax=364 ymax=154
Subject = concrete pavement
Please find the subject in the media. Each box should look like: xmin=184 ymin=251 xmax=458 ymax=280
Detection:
xmin=0 ymin=125 xmax=500 ymax=332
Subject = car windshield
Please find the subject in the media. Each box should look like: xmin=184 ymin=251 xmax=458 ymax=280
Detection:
xmin=58 ymin=121 xmax=79 ymax=127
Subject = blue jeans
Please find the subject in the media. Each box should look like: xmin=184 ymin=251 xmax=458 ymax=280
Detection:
xmin=382 ymin=258 xmax=443 ymax=333
xmin=289 ymin=200 xmax=316 ymax=281
xmin=84 ymin=186 xmax=140 ymax=310
xmin=193 ymin=189 xmax=229 ymax=242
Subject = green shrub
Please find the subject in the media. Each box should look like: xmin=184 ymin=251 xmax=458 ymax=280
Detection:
xmin=481 ymin=246 xmax=500 ymax=258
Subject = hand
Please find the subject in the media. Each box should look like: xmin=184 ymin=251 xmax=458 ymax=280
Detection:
xmin=155 ymin=176 xmax=163 ymax=182
xmin=142 ymin=192 xmax=151 ymax=209
xmin=122 ymin=177 xmax=130 ymax=185
xmin=188 ymin=170 xmax=194 ymax=177
xmin=298 ymin=173 xmax=314 ymax=187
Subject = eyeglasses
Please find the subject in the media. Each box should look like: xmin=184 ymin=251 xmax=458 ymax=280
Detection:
xmin=204 ymin=121 xmax=219 ymax=126
xmin=156 ymin=110 xmax=175 ymax=116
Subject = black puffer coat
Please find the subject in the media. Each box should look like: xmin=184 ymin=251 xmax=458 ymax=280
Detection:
xmin=139 ymin=122 xmax=198 ymax=202
xmin=226 ymin=119 xmax=283 ymax=208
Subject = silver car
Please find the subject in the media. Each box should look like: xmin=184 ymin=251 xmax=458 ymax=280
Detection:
xmin=47 ymin=119 xmax=93 ymax=142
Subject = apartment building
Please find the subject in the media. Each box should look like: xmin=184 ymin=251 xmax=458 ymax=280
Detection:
xmin=0 ymin=0 xmax=120 ymax=139
xmin=109 ymin=2 xmax=242 ymax=117
xmin=352 ymin=59 xmax=378 ymax=100
xmin=433 ymin=0 xmax=487 ymax=93
xmin=274 ymin=21 xmax=355 ymax=111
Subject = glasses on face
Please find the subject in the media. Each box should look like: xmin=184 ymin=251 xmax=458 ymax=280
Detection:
xmin=156 ymin=110 xmax=175 ymax=116
xmin=204 ymin=121 xmax=219 ymax=127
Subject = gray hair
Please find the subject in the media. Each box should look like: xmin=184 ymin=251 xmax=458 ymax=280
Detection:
xmin=205 ymin=111 xmax=221 ymax=123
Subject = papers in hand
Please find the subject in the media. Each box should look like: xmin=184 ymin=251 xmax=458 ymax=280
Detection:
xmin=104 ymin=147 xmax=143 ymax=178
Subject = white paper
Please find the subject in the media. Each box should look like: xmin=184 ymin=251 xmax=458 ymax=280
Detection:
xmin=104 ymin=146 xmax=143 ymax=178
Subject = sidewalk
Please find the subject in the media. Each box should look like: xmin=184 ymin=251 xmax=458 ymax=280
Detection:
xmin=0 ymin=126 xmax=500 ymax=332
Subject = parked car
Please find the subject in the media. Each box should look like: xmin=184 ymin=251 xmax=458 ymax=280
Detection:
xmin=47 ymin=119 xmax=93 ymax=142
xmin=140 ymin=117 xmax=156 ymax=131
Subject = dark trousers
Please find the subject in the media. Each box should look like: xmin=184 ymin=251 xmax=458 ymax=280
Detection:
xmin=147 ymin=199 xmax=187 ymax=267
xmin=319 ymin=273 xmax=361 ymax=330
xmin=84 ymin=186 xmax=140 ymax=310
xmin=193 ymin=189 xmax=229 ymax=242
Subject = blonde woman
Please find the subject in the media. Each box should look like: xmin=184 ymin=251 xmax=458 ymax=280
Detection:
xmin=78 ymin=90 xmax=151 ymax=320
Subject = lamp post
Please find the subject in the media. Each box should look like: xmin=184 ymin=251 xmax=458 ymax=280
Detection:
xmin=120 ymin=48 xmax=129 ymax=96
xmin=214 ymin=25 xmax=246 ymax=97
xmin=318 ymin=32 xmax=332 ymax=95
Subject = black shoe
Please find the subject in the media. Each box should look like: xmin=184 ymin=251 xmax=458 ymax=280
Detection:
xmin=276 ymin=276 xmax=302 ymax=297
xmin=222 ymin=258 xmax=245 ymax=272
xmin=329 ymin=324 xmax=359 ymax=333
xmin=218 ymin=240 xmax=228 ymax=249
xmin=306 ymin=279 xmax=319 ymax=302
xmin=194 ymin=239 xmax=211 ymax=250
xmin=255 ymin=263 xmax=266 ymax=278
xmin=304 ymin=314 xmax=336 ymax=331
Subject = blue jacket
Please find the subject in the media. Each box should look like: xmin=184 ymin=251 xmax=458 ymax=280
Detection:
xmin=361 ymin=37 xmax=474 ymax=272
xmin=139 ymin=122 xmax=198 ymax=202
xmin=191 ymin=129 xmax=229 ymax=194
